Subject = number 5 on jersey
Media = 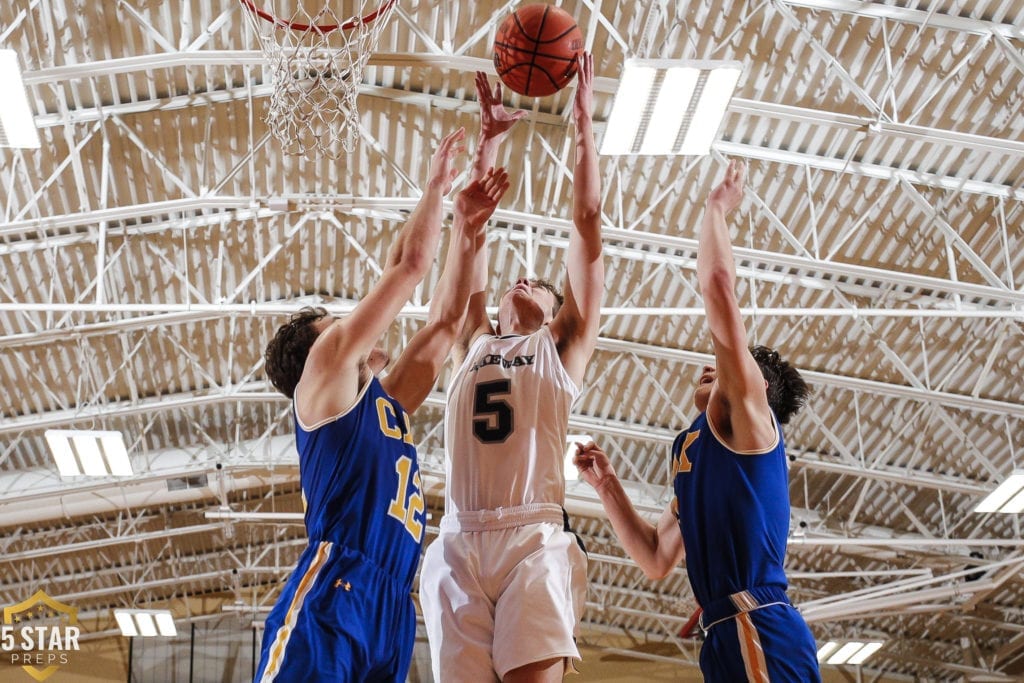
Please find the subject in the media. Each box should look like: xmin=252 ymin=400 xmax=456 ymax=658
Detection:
xmin=473 ymin=379 xmax=514 ymax=443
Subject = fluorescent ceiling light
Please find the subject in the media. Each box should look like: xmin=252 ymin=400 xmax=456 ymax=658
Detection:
xmin=113 ymin=611 xmax=138 ymax=637
xmin=827 ymin=641 xmax=865 ymax=665
xmin=600 ymin=58 xmax=742 ymax=156
xmin=819 ymin=639 xmax=885 ymax=665
xmin=564 ymin=434 xmax=593 ymax=482
xmin=0 ymin=49 xmax=40 ymax=149
xmin=44 ymin=429 xmax=133 ymax=477
xmin=846 ymin=641 xmax=884 ymax=665
xmin=974 ymin=471 xmax=1024 ymax=513
xmin=114 ymin=609 xmax=176 ymax=637
xmin=816 ymin=641 xmax=840 ymax=662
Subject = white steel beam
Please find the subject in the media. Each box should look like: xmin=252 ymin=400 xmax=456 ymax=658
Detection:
xmin=3 ymin=197 xmax=1022 ymax=309
xmin=778 ymin=0 xmax=1024 ymax=39
xmin=18 ymin=53 xmax=1024 ymax=196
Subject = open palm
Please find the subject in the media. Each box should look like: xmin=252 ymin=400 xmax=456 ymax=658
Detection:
xmin=455 ymin=167 xmax=510 ymax=228
xmin=476 ymin=71 xmax=526 ymax=142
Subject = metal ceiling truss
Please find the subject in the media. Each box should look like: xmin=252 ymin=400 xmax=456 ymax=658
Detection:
xmin=3 ymin=1 xmax=1023 ymax=679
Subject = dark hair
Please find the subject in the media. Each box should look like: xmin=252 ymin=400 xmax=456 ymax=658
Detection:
xmin=750 ymin=345 xmax=810 ymax=425
xmin=530 ymin=278 xmax=564 ymax=317
xmin=265 ymin=306 xmax=329 ymax=399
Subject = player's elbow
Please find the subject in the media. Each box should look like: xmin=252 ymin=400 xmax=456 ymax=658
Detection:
xmin=430 ymin=316 xmax=464 ymax=343
xmin=698 ymin=267 xmax=735 ymax=300
xmin=639 ymin=555 xmax=675 ymax=581
xmin=399 ymin=249 xmax=434 ymax=279
xmin=573 ymin=207 xmax=601 ymax=228
xmin=388 ymin=239 xmax=434 ymax=279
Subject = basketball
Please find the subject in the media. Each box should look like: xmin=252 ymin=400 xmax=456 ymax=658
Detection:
xmin=493 ymin=4 xmax=584 ymax=97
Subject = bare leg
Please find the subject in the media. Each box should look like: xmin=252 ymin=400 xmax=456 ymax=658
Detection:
xmin=503 ymin=657 xmax=564 ymax=683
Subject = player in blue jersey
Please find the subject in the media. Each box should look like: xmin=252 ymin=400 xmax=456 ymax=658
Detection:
xmin=255 ymin=127 xmax=510 ymax=683
xmin=573 ymin=160 xmax=820 ymax=681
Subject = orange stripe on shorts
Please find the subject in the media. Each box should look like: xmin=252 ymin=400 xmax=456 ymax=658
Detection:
xmin=736 ymin=611 xmax=770 ymax=683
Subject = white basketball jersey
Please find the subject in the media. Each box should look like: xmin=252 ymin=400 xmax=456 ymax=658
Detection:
xmin=444 ymin=327 xmax=580 ymax=514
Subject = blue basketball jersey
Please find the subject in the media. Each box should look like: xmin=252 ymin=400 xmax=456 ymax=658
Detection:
xmin=671 ymin=411 xmax=790 ymax=609
xmin=295 ymin=375 xmax=425 ymax=585
xmin=255 ymin=376 xmax=426 ymax=682
xmin=671 ymin=411 xmax=820 ymax=682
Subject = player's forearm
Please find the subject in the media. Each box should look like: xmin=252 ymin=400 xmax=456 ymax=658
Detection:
xmin=572 ymin=116 xmax=600 ymax=227
xmin=566 ymin=116 xmax=603 ymax=326
xmin=697 ymin=203 xmax=746 ymax=347
xmin=428 ymin=221 xmax=480 ymax=330
xmin=472 ymin=135 xmax=504 ymax=183
xmin=386 ymin=180 xmax=447 ymax=277
xmin=593 ymin=475 xmax=668 ymax=580
xmin=697 ymin=203 xmax=737 ymax=289
xmin=453 ymin=220 xmax=492 ymax=351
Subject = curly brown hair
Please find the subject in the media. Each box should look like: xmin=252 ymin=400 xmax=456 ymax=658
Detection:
xmin=750 ymin=345 xmax=810 ymax=425
xmin=265 ymin=306 xmax=329 ymax=399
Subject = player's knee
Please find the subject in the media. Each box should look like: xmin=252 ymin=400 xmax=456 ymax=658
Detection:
xmin=502 ymin=657 xmax=564 ymax=683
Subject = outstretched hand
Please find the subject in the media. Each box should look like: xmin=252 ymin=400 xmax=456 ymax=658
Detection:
xmin=428 ymin=128 xmax=467 ymax=195
xmin=707 ymin=159 xmax=747 ymax=214
xmin=572 ymin=52 xmax=594 ymax=124
xmin=573 ymin=441 xmax=616 ymax=492
xmin=476 ymin=71 xmax=527 ymax=142
xmin=456 ymin=167 xmax=510 ymax=229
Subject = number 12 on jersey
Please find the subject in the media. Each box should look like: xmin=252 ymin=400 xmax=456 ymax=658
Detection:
xmin=388 ymin=456 xmax=424 ymax=542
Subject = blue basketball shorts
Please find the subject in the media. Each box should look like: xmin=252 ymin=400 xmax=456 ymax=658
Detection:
xmin=254 ymin=541 xmax=416 ymax=683
xmin=700 ymin=602 xmax=821 ymax=683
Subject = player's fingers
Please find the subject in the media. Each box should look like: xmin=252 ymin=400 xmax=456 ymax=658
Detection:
xmin=441 ymin=127 xmax=465 ymax=150
xmin=492 ymin=178 xmax=510 ymax=200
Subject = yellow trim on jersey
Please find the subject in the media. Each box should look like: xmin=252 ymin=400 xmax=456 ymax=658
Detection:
xmin=294 ymin=376 xmax=375 ymax=432
xmin=704 ymin=411 xmax=780 ymax=455
xmin=259 ymin=541 xmax=333 ymax=682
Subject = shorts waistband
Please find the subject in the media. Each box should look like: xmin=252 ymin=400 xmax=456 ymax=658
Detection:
xmin=440 ymin=503 xmax=564 ymax=532
xmin=699 ymin=585 xmax=792 ymax=633
xmin=307 ymin=540 xmax=412 ymax=589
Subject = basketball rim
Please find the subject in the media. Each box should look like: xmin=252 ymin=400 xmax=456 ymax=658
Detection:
xmin=238 ymin=0 xmax=398 ymax=34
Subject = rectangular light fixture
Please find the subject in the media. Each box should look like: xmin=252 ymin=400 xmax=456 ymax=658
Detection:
xmin=564 ymin=434 xmax=594 ymax=482
xmin=817 ymin=640 xmax=884 ymax=665
xmin=45 ymin=429 xmax=133 ymax=477
xmin=974 ymin=471 xmax=1024 ymax=513
xmin=0 ymin=49 xmax=40 ymax=149
xmin=600 ymin=58 xmax=742 ymax=156
xmin=113 ymin=609 xmax=177 ymax=637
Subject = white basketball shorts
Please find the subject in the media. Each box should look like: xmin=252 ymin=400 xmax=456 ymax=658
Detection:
xmin=419 ymin=503 xmax=588 ymax=682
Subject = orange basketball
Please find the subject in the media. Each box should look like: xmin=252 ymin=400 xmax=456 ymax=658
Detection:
xmin=493 ymin=4 xmax=583 ymax=97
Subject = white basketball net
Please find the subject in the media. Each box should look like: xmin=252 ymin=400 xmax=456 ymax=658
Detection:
xmin=240 ymin=0 xmax=398 ymax=158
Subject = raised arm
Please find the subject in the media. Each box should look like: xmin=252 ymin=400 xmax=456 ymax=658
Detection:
xmin=550 ymin=52 xmax=604 ymax=386
xmin=574 ymin=441 xmax=684 ymax=580
xmin=383 ymin=167 xmax=510 ymax=412
xmin=697 ymin=160 xmax=775 ymax=450
xmin=295 ymin=129 xmax=465 ymax=421
xmin=455 ymin=72 xmax=528 ymax=355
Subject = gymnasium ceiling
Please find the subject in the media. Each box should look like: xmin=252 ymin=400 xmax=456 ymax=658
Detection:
xmin=1 ymin=0 xmax=1023 ymax=680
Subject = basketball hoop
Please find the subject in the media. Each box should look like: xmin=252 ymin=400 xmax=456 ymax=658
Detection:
xmin=239 ymin=0 xmax=399 ymax=158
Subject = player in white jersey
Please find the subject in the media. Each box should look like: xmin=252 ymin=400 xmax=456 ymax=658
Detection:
xmin=420 ymin=53 xmax=604 ymax=683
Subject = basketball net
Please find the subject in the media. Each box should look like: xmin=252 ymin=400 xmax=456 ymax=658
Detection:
xmin=239 ymin=0 xmax=398 ymax=158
